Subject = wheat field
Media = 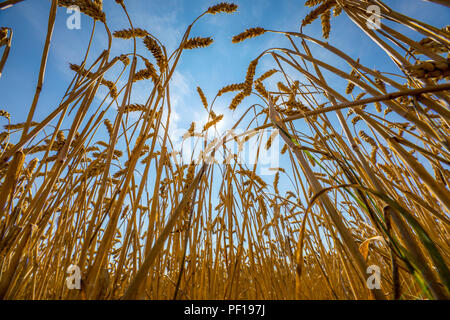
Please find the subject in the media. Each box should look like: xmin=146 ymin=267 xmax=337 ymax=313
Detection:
xmin=0 ymin=0 xmax=449 ymax=300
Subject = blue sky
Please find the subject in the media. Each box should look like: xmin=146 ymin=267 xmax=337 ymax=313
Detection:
xmin=1 ymin=1 xmax=448 ymax=123
xmin=0 ymin=0 xmax=449 ymax=190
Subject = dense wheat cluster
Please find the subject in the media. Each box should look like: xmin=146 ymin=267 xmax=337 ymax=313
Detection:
xmin=0 ymin=0 xmax=449 ymax=300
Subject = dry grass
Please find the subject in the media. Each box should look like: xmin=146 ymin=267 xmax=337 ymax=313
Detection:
xmin=0 ymin=0 xmax=448 ymax=300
